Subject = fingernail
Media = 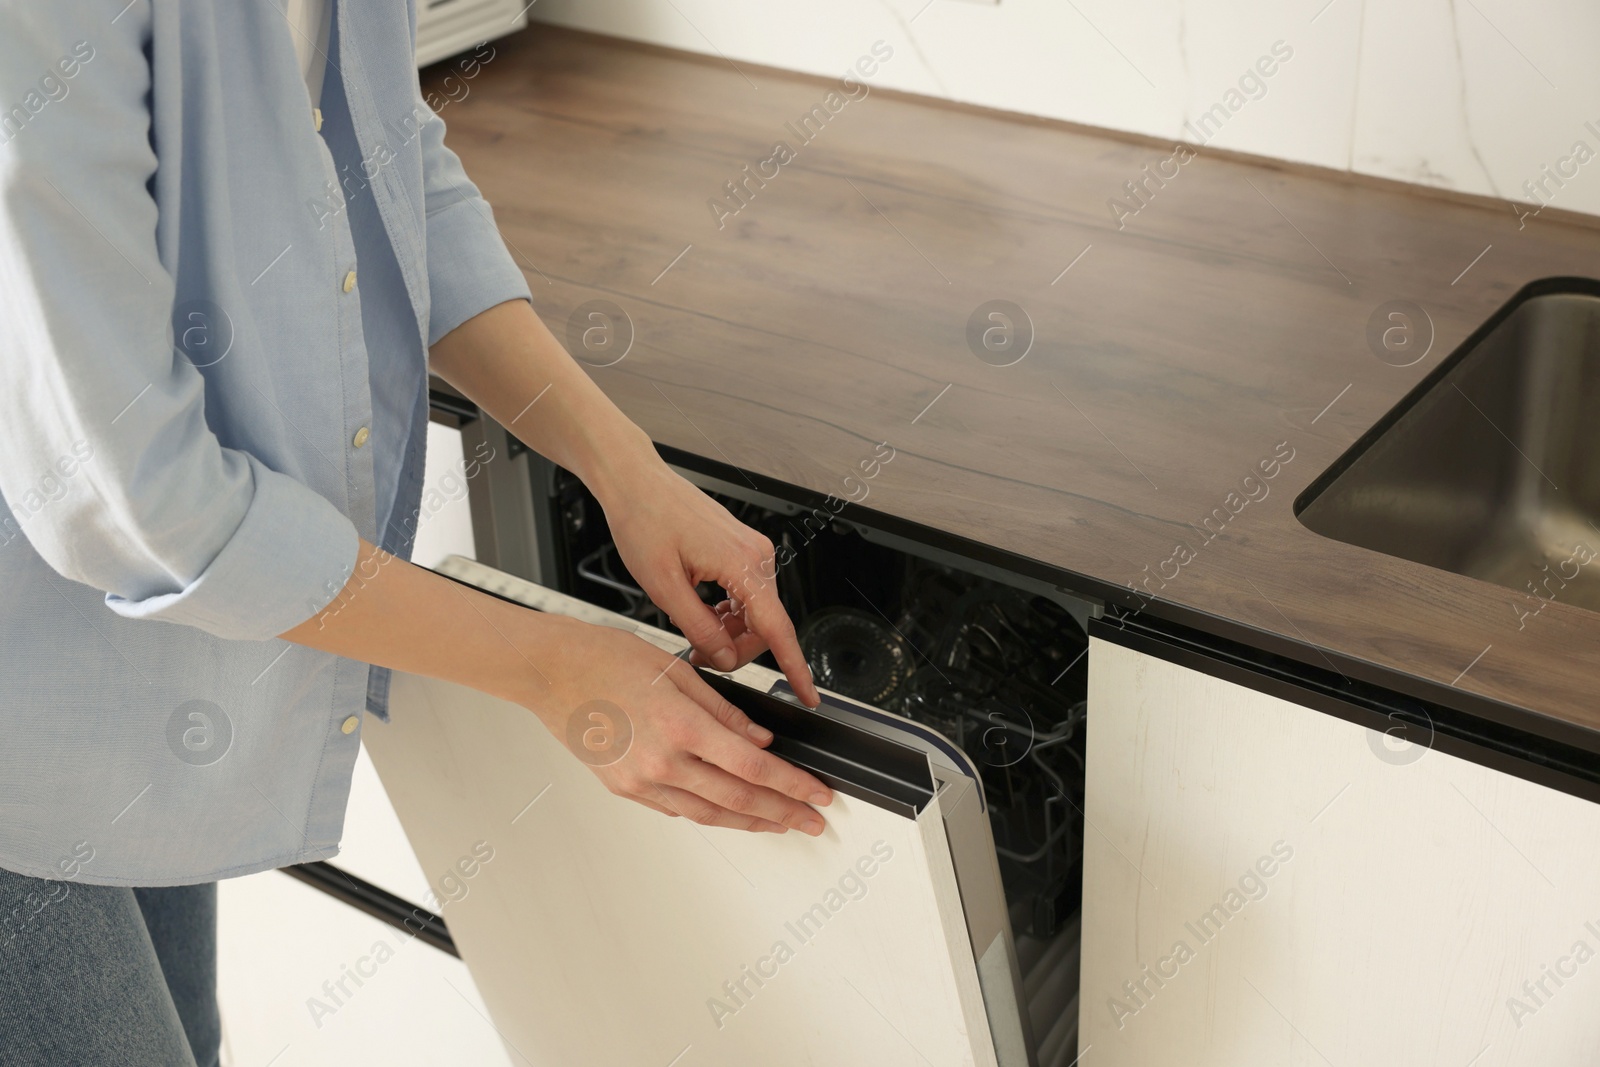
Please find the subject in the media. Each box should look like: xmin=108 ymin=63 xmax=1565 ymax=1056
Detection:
xmin=747 ymin=723 xmax=773 ymax=743
xmin=712 ymin=648 xmax=738 ymax=671
xmin=802 ymin=818 xmax=824 ymax=836
xmin=809 ymin=791 xmax=831 ymax=806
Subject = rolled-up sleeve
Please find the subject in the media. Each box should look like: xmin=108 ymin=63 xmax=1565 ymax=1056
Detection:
xmin=0 ymin=10 xmax=358 ymax=643
xmin=414 ymin=71 xmax=533 ymax=347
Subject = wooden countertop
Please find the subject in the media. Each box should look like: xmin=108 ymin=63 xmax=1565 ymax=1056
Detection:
xmin=426 ymin=27 xmax=1600 ymax=751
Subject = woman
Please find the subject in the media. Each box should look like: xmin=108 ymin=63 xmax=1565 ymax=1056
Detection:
xmin=0 ymin=3 xmax=831 ymax=1063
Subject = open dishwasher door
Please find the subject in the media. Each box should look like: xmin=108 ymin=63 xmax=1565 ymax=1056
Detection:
xmin=362 ymin=555 xmax=1037 ymax=1067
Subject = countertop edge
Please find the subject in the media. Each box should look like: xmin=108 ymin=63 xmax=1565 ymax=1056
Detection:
xmin=654 ymin=443 xmax=1600 ymax=767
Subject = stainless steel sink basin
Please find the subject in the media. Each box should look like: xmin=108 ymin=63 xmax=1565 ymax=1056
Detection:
xmin=1297 ymin=278 xmax=1600 ymax=618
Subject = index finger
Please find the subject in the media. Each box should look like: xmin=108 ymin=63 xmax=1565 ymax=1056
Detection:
xmin=730 ymin=580 xmax=820 ymax=708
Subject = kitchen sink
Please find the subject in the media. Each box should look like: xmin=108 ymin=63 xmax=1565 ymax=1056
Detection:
xmin=1297 ymin=278 xmax=1600 ymax=617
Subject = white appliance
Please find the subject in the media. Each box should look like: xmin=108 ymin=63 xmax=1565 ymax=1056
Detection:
xmin=415 ymin=0 xmax=528 ymax=68
xmin=364 ymin=557 xmax=1046 ymax=1066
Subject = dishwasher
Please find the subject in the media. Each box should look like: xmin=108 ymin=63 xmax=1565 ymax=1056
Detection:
xmin=354 ymin=389 xmax=1094 ymax=1066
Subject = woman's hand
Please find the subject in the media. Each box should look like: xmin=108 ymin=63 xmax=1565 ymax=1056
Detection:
xmin=281 ymin=537 xmax=833 ymax=836
xmin=428 ymin=300 xmax=821 ymax=708
xmin=594 ymin=458 xmax=822 ymax=708
xmin=529 ymin=615 xmax=833 ymax=834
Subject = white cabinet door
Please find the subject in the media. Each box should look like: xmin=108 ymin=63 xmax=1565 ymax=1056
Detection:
xmin=1080 ymin=636 xmax=1600 ymax=1067
xmin=361 ymin=556 xmax=1033 ymax=1067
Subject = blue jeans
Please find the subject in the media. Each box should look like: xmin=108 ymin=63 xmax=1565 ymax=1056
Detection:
xmin=0 ymin=865 xmax=220 ymax=1066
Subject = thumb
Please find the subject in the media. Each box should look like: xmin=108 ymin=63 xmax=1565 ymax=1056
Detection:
xmin=654 ymin=579 xmax=739 ymax=672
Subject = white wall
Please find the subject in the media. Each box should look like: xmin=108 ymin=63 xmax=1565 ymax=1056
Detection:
xmin=529 ymin=0 xmax=1600 ymax=219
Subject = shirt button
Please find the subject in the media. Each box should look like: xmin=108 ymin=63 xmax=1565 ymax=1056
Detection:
xmin=313 ymin=107 xmax=323 ymax=132
xmin=342 ymin=269 xmax=357 ymax=293
xmin=341 ymin=715 xmax=360 ymax=735
xmin=352 ymin=426 xmax=370 ymax=448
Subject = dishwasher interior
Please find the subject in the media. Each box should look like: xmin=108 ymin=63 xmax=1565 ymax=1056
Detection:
xmin=492 ymin=446 xmax=1093 ymax=1066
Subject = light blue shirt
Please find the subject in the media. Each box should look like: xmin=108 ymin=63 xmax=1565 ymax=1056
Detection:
xmin=0 ymin=1 xmax=531 ymax=885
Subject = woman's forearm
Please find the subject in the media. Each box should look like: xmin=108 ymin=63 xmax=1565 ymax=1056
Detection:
xmin=276 ymin=536 xmax=836 ymax=837
xmin=428 ymin=298 xmax=655 ymax=509
xmin=277 ymin=537 xmax=557 ymax=709
xmin=428 ymin=297 xmax=822 ymax=707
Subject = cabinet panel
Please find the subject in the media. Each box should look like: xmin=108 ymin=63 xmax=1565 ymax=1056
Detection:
xmin=362 ymin=557 xmax=1029 ymax=1066
xmin=1080 ymin=637 xmax=1600 ymax=1066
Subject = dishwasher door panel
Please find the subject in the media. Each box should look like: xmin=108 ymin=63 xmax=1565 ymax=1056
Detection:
xmin=361 ymin=556 xmax=1032 ymax=1067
